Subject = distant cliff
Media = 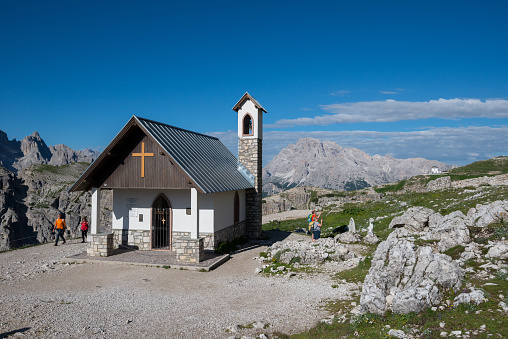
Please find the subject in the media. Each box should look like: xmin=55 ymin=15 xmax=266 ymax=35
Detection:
xmin=0 ymin=129 xmax=99 ymax=173
xmin=262 ymin=137 xmax=454 ymax=196
xmin=0 ymin=163 xmax=112 ymax=251
xmin=0 ymin=130 xmax=106 ymax=251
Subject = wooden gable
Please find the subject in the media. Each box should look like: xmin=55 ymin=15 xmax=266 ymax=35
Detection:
xmin=102 ymin=129 xmax=194 ymax=189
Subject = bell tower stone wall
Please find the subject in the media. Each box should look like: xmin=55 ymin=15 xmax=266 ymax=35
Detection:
xmin=233 ymin=92 xmax=266 ymax=239
xmin=239 ymin=138 xmax=262 ymax=238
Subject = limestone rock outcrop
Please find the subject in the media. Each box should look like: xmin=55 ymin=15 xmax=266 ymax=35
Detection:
xmin=360 ymin=229 xmax=464 ymax=315
xmin=389 ymin=206 xmax=435 ymax=232
xmin=423 ymin=210 xmax=471 ymax=252
xmin=334 ymin=232 xmax=362 ymax=244
xmin=464 ymin=200 xmax=508 ymax=228
xmin=453 ymin=288 xmax=487 ymax=307
xmin=485 ymin=243 xmax=508 ymax=259
xmin=388 ymin=207 xmax=471 ymax=252
xmin=426 ymin=176 xmax=452 ymax=191
xmin=266 ymin=237 xmax=354 ymax=265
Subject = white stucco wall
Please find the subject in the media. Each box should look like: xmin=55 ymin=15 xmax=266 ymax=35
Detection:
xmin=111 ymin=189 xmax=245 ymax=234
xmin=237 ymin=100 xmax=263 ymax=139
xmin=112 ymin=189 xmax=214 ymax=233
xmin=213 ymin=190 xmax=246 ymax=232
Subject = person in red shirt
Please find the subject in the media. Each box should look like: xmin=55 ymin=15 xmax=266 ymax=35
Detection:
xmin=53 ymin=214 xmax=66 ymax=246
xmin=80 ymin=216 xmax=89 ymax=243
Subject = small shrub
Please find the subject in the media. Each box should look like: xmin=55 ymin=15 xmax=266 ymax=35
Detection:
xmin=289 ymin=256 xmax=301 ymax=264
xmin=443 ymin=245 xmax=465 ymax=260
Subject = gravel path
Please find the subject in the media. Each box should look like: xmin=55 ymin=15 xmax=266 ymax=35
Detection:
xmin=0 ymin=232 xmax=360 ymax=339
xmin=262 ymin=210 xmax=312 ymax=224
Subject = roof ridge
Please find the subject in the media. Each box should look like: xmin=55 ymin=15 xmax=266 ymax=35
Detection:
xmin=135 ymin=115 xmax=219 ymax=140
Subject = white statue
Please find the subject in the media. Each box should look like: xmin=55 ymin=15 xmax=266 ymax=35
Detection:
xmin=367 ymin=218 xmax=374 ymax=236
xmin=348 ymin=217 xmax=356 ymax=233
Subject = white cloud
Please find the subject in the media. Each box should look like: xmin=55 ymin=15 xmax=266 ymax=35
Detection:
xmin=380 ymin=90 xmax=397 ymax=94
xmin=271 ymin=98 xmax=508 ymax=127
xmin=208 ymin=125 xmax=508 ymax=166
xmin=330 ymin=90 xmax=350 ymax=96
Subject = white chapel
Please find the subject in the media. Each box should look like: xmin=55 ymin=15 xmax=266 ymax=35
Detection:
xmin=69 ymin=93 xmax=266 ymax=263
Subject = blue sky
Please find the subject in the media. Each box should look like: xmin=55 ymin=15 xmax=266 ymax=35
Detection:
xmin=1 ymin=0 xmax=507 ymax=166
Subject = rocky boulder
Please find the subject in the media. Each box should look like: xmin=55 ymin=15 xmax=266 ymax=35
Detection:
xmin=360 ymin=229 xmax=463 ymax=315
xmin=363 ymin=233 xmax=380 ymax=245
xmin=335 ymin=232 xmax=362 ymax=244
xmin=426 ymin=176 xmax=452 ymax=191
xmin=424 ymin=210 xmax=471 ymax=252
xmin=388 ymin=206 xmax=435 ymax=232
xmin=388 ymin=207 xmax=471 ymax=252
xmin=465 ymin=200 xmax=508 ymax=228
xmin=267 ymin=237 xmax=354 ymax=265
xmin=453 ymin=288 xmax=487 ymax=307
xmin=485 ymin=242 xmax=508 ymax=260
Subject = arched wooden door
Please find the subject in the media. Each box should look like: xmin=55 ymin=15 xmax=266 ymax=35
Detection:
xmin=151 ymin=194 xmax=172 ymax=250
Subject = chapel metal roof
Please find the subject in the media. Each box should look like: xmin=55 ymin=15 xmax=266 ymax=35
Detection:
xmin=136 ymin=116 xmax=254 ymax=194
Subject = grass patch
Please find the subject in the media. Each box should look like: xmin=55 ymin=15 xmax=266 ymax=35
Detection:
xmin=442 ymin=245 xmax=465 ymax=260
xmin=334 ymin=255 xmax=372 ymax=284
xmin=449 ymin=156 xmax=508 ymax=176
xmin=374 ymin=180 xmax=406 ymax=193
xmin=215 ymin=236 xmax=248 ymax=254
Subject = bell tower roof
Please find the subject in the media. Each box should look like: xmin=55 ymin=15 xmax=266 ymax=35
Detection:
xmin=232 ymin=92 xmax=267 ymax=113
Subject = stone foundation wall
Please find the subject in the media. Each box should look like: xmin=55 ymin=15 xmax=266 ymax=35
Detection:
xmin=109 ymin=221 xmax=246 ymax=257
xmin=112 ymin=229 xmax=151 ymax=250
xmin=173 ymin=237 xmax=204 ymax=263
xmin=195 ymin=221 xmax=246 ymax=250
xmin=87 ymin=233 xmax=114 ymax=257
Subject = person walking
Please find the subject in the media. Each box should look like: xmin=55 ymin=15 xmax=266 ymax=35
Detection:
xmin=53 ymin=214 xmax=66 ymax=246
xmin=80 ymin=216 xmax=89 ymax=243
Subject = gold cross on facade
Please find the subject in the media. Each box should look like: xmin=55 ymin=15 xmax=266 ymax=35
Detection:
xmin=132 ymin=142 xmax=154 ymax=178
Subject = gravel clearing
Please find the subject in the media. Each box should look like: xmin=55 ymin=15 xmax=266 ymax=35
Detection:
xmin=0 ymin=232 xmax=361 ymax=338
xmin=262 ymin=210 xmax=312 ymax=224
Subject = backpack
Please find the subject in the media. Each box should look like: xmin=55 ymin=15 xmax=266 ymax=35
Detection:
xmin=308 ymin=214 xmax=314 ymax=231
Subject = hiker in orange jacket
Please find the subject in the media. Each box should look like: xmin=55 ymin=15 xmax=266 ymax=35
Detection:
xmin=53 ymin=214 xmax=66 ymax=246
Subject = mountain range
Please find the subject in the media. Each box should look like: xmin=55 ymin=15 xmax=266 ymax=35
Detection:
xmin=0 ymin=129 xmax=99 ymax=173
xmin=262 ymin=137 xmax=454 ymax=196
xmin=0 ymin=130 xmax=454 ymax=250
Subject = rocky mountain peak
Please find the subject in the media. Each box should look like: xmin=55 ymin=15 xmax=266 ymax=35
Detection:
xmin=263 ymin=138 xmax=453 ymax=196
xmin=0 ymin=130 xmax=100 ymax=172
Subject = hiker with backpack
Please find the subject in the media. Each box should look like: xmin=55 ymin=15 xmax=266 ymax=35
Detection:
xmin=308 ymin=210 xmax=322 ymax=239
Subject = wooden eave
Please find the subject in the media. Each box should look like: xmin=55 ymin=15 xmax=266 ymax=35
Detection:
xmin=232 ymin=92 xmax=267 ymax=113
xmin=68 ymin=116 xmax=203 ymax=193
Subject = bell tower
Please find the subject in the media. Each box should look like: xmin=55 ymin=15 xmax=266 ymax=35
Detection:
xmin=233 ymin=92 xmax=267 ymax=238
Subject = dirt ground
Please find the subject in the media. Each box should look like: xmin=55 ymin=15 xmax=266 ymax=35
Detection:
xmin=0 ymin=231 xmax=359 ymax=339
